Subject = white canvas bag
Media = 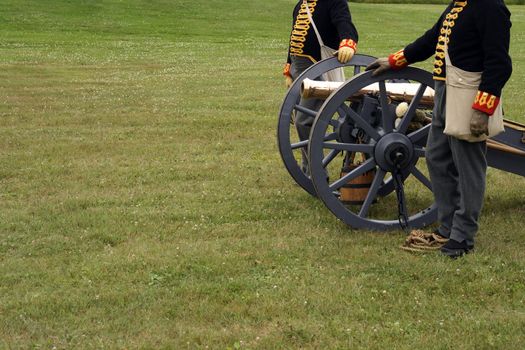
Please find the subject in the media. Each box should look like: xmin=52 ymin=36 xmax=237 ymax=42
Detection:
xmin=304 ymin=0 xmax=345 ymax=82
xmin=444 ymin=48 xmax=504 ymax=142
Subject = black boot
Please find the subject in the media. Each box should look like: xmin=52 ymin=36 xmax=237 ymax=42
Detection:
xmin=440 ymin=239 xmax=473 ymax=258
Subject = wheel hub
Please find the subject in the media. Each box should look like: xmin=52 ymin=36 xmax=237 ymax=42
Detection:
xmin=374 ymin=133 xmax=415 ymax=171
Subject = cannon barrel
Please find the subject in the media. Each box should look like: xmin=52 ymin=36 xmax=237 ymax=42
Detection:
xmin=301 ymin=78 xmax=435 ymax=105
xmin=301 ymin=79 xmax=345 ymax=99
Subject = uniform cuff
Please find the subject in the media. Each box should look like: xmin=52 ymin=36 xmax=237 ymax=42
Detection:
xmin=472 ymin=91 xmax=500 ymax=116
xmin=283 ymin=63 xmax=292 ymax=77
xmin=388 ymin=49 xmax=408 ymax=70
xmin=339 ymin=39 xmax=357 ymax=52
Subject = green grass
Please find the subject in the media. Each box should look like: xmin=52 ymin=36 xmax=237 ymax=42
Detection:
xmin=1 ymin=1 xmax=525 ymax=348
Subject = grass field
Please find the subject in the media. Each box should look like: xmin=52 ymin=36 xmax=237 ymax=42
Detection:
xmin=1 ymin=1 xmax=525 ymax=348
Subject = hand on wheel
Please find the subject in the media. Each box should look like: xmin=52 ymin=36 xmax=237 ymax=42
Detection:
xmin=365 ymin=57 xmax=391 ymax=76
xmin=366 ymin=50 xmax=408 ymax=76
xmin=337 ymin=39 xmax=356 ymax=64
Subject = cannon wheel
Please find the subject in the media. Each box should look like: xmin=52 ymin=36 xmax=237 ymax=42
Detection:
xmin=308 ymin=68 xmax=438 ymax=230
xmin=277 ymin=55 xmax=377 ymax=196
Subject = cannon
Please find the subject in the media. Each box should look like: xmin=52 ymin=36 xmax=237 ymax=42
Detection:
xmin=278 ymin=55 xmax=525 ymax=230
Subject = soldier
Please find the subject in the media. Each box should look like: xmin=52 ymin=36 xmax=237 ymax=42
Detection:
xmin=283 ymin=0 xmax=359 ymax=174
xmin=367 ymin=0 xmax=512 ymax=257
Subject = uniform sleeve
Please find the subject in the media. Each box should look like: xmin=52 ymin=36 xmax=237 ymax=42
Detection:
xmin=287 ymin=27 xmax=292 ymax=65
xmin=330 ymin=0 xmax=358 ymax=43
xmin=286 ymin=8 xmax=295 ymax=64
xmin=403 ymin=7 xmax=450 ymax=64
xmin=472 ymin=0 xmax=512 ymax=114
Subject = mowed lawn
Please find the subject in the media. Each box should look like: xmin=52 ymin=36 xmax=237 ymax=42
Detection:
xmin=1 ymin=1 xmax=524 ymax=348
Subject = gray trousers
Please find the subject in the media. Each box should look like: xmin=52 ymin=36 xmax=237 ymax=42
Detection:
xmin=426 ymin=81 xmax=487 ymax=246
xmin=290 ymin=56 xmax=324 ymax=171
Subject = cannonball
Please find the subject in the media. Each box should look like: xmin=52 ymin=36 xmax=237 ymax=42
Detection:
xmin=395 ymin=102 xmax=409 ymax=117
xmin=395 ymin=118 xmax=401 ymax=129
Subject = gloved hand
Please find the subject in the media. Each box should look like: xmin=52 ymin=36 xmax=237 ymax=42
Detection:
xmin=365 ymin=57 xmax=391 ymax=76
xmin=470 ymin=110 xmax=489 ymax=137
xmin=283 ymin=63 xmax=293 ymax=88
xmin=285 ymin=75 xmax=293 ymax=88
xmin=366 ymin=50 xmax=407 ymax=76
xmin=337 ymin=39 xmax=356 ymax=64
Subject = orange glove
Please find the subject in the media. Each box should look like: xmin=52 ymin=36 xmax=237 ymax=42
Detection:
xmin=283 ymin=63 xmax=293 ymax=88
xmin=337 ymin=39 xmax=357 ymax=64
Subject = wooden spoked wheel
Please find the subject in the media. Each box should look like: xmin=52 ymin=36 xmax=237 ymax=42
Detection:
xmin=308 ymin=68 xmax=438 ymax=230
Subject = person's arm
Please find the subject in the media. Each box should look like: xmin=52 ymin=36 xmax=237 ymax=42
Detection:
xmin=367 ymin=6 xmax=450 ymax=75
xmin=366 ymin=16 xmax=444 ymax=75
xmin=283 ymin=6 xmax=296 ymax=87
xmin=285 ymin=8 xmax=295 ymax=66
xmin=472 ymin=0 xmax=512 ymax=115
xmin=284 ymin=27 xmax=292 ymax=83
xmin=391 ymin=6 xmax=450 ymax=68
xmin=330 ymin=0 xmax=358 ymax=63
xmin=330 ymin=0 xmax=358 ymax=44
xmin=402 ymin=14 xmax=446 ymax=63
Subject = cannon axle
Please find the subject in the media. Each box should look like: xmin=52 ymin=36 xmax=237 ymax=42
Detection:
xmin=374 ymin=133 xmax=415 ymax=172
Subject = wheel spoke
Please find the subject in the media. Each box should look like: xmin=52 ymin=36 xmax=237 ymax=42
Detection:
xmin=337 ymin=105 xmax=348 ymax=118
xmin=329 ymin=106 xmax=348 ymax=127
xmin=328 ymin=118 xmax=339 ymax=128
xmin=358 ymin=169 xmax=386 ymax=218
xmin=397 ymin=83 xmax=426 ymax=134
xmin=321 ymin=142 xmax=374 ymax=154
xmin=339 ymin=104 xmax=382 ymax=141
xmin=294 ymin=104 xmax=318 ymax=118
xmin=290 ymin=139 xmax=308 ymax=150
xmin=408 ymin=123 xmax=431 ymax=143
xmin=411 ymin=165 xmax=432 ymax=190
xmin=323 ymin=132 xmax=337 ymax=141
xmin=322 ymin=149 xmax=341 ymax=167
xmin=292 ymin=132 xmax=337 ymax=150
xmin=329 ymin=158 xmax=376 ymax=191
xmin=378 ymin=81 xmax=393 ymax=133
xmin=414 ymin=146 xmax=426 ymax=158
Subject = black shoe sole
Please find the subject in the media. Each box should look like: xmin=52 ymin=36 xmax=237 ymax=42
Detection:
xmin=440 ymin=247 xmax=472 ymax=258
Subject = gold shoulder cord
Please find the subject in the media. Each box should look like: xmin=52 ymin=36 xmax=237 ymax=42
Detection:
xmin=289 ymin=1 xmax=318 ymax=62
xmin=433 ymin=1 xmax=467 ymax=79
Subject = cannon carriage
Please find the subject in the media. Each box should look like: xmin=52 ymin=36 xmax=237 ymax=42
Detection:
xmin=278 ymin=55 xmax=525 ymax=231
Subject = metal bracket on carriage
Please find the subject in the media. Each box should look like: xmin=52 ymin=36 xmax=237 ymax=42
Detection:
xmin=300 ymin=78 xmax=435 ymax=105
